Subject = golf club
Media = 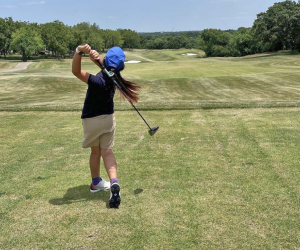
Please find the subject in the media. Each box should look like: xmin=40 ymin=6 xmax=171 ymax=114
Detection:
xmin=96 ymin=59 xmax=159 ymax=136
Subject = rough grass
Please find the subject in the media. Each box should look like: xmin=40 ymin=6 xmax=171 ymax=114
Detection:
xmin=0 ymin=61 xmax=18 ymax=70
xmin=1 ymin=49 xmax=300 ymax=249
xmin=1 ymin=109 xmax=300 ymax=249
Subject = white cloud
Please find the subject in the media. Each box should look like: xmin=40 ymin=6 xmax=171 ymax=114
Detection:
xmin=1 ymin=1 xmax=46 ymax=8
xmin=24 ymin=1 xmax=46 ymax=5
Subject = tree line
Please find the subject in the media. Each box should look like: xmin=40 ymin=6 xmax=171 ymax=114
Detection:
xmin=199 ymin=0 xmax=300 ymax=57
xmin=0 ymin=0 xmax=299 ymax=61
xmin=0 ymin=19 xmax=141 ymax=61
xmin=143 ymin=0 xmax=300 ymax=56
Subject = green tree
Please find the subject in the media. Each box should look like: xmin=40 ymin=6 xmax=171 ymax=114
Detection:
xmin=0 ymin=17 xmax=16 ymax=58
xmin=10 ymin=26 xmax=45 ymax=61
xmin=253 ymin=0 xmax=300 ymax=52
xmin=289 ymin=2 xmax=300 ymax=51
xmin=146 ymin=37 xmax=166 ymax=49
xmin=0 ymin=18 xmax=7 ymax=57
xmin=40 ymin=21 xmax=71 ymax=58
xmin=200 ymin=29 xmax=231 ymax=57
xmin=99 ymin=29 xmax=123 ymax=50
xmin=139 ymin=35 xmax=149 ymax=48
xmin=232 ymin=27 xmax=255 ymax=56
xmin=71 ymin=22 xmax=104 ymax=52
xmin=118 ymin=29 xmax=140 ymax=49
xmin=166 ymin=36 xmax=184 ymax=49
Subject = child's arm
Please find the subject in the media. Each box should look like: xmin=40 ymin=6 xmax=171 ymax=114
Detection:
xmin=72 ymin=44 xmax=91 ymax=83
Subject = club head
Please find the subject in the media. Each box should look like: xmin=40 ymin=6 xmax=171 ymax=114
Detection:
xmin=148 ymin=126 xmax=159 ymax=136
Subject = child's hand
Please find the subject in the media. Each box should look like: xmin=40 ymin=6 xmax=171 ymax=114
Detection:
xmin=89 ymin=50 xmax=100 ymax=61
xmin=77 ymin=44 xmax=91 ymax=54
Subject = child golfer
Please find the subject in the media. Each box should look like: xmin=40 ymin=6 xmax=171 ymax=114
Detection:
xmin=72 ymin=44 xmax=139 ymax=208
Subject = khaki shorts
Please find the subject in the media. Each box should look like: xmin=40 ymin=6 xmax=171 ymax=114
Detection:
xmin=82 ymin=114 xmax=116 ymax=149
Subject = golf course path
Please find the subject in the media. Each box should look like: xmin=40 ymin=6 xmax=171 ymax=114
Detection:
xmin=0 ymin=62 xmax=33 ymax=73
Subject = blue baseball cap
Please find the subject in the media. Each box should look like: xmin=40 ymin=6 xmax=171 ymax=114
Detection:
xmin=105 ymin=47 xmax=125 ymax=71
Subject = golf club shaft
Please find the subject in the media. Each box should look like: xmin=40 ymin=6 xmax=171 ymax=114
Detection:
xmin=131 ymin=104 xmax=152 ymax=130
xmin=96 ymin=60 xmax=152 ymax=130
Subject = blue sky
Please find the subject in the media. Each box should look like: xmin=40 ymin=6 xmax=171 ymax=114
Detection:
xmin=0 ymin=0 xmax=282 ymax=32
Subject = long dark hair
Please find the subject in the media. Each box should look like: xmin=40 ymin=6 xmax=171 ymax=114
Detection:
xmin=105 ymin=63 xmax=140 ymax=104
xmin=114 ymin=72 xmax=140 ymax=104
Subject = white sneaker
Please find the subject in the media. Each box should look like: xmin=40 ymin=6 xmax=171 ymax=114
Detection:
xmin=90 ymin=179 xmax=110 ymax=193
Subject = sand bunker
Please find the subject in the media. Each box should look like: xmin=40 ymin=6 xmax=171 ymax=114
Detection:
xmin=182 ymin=53 xmax=197 ymax=56
xmin=125 ymin=60 xmax=141 ymax=64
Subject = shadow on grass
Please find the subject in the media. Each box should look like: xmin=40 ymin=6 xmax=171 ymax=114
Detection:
xmin=49 ymin=185 xmax=110 ymax=206
xmin=134 ymin=188 xmax=143 ymax=195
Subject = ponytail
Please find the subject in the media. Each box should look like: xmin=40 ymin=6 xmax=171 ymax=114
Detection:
xmin=103 ymin=59 xmax=140 ymax=104
xmin=114 ymin=72 xmax=140 ymax=104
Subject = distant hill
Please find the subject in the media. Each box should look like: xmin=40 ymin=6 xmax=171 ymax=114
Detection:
xmin=138 ymin=31 xmax=202 ymax=37
xmin=138 ymin=29 xmax=241 ymax=37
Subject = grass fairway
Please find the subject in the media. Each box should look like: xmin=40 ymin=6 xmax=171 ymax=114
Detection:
xmin=1 ymin=50 xmax=300 ymax=249
xmin=1 ymin=50 xmax=300 ymax=111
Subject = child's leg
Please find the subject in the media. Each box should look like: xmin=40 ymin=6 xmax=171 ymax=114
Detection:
xmin=89 ymin=146 xmax=110 ymax=192
xmin=102 ymin=148 xmax=121 ymax=208
xmin=90 ymin=146 xmax=101 ymax=178
xmin=101 ymin=148 xmax=117 ymax=181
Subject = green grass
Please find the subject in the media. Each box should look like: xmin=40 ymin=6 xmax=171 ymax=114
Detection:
xmin=1 ymin=49 xmax=300 ymax=249
xmin=1 ymin=109 xmax=300 ymax=249
xmin=1 ymin=50 xmax=300 ymax=111
xmin=0 ymin=61 xmax=18 ymax=70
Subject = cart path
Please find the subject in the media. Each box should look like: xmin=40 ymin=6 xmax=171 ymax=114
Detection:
xmin=0 ymin=62 xmax=33 ymax=73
